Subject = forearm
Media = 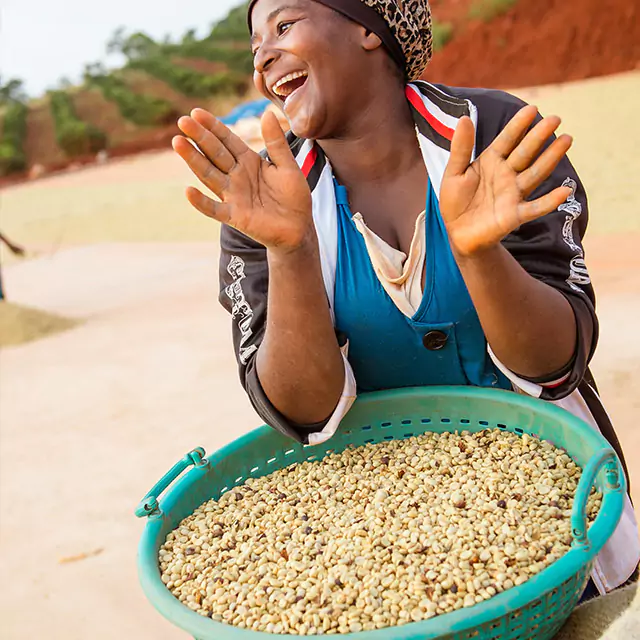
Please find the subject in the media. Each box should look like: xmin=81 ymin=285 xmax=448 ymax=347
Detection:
xmin=256 ymin=234 xmax=344 ymax=424
xmin=455 ymin=243 xmax=577 ymax=378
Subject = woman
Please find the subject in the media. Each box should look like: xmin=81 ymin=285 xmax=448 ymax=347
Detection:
xmin=173 ymin=0 xmax=638 ymax=603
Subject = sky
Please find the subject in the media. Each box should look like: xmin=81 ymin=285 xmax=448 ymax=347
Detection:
xmin=1 ymin=0 xmax=245 ymax=97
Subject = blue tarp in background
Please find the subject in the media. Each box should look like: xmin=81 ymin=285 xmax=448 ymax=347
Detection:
xmin=219 ymin=99 xmax=271 ymax=125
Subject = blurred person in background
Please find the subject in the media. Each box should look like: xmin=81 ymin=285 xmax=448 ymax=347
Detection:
xmin=0 ymin=230 xmax=25 ymax=301
xmin=173 ymin=0 xmax=639 ymax=603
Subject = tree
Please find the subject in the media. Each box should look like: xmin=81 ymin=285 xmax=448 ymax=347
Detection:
xmin=107 ymin=29 xmax=159 ymax=61
xmin=107 ymin=26 xmax=127 ymax=55
xmin=83 ymin=62 xmax=107 ymax=82
xmin=208 ymin=2 xmax=250 ymax=41
xmin=182 ymin=28 xmax=197 ymax=46
xmin=0 ymin=77 xmax=27 ymax=105
xmin=57 ymin=76 xmax=74 ymax=90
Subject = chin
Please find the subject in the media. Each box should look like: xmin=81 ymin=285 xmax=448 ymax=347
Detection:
xmin=286 ymin=106 xmax=328 ymax=141
xmin=289 ymin=120 xmax=319 ymax=140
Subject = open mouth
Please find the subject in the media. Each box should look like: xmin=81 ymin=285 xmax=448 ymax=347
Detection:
xmin=271 ymin=70 xmax=309 ymax=102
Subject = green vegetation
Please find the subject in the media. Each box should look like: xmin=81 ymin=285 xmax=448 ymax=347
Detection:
xmin=0 ymin=77 xmax=29 ymax=175
xmin=0 ymin=100 xmax=28 ymax=176
xmin=208 ymin=2 xmax=250 ymax=42
xmin=127 ymin=56 xmax=246 ymax=98
xmin=168 ymin=42 xmax=254 ymax=76
xmin=468 ymin=0 xmax=518 ymax=22
xmin=104 ymin=8 xmax=252 ymax=100
xmin=49 ymin=91 xmax=107 ymax=157
xmin=84 ymin=68 xmax=176 ymax=126
xmin=0 ymin=77 xmax=27 ymax=105
xmin=107 ymin=28 xmax=162 ymax=62
xmin=432 ymin=21 xmax=454 ymax=52
xmin=159 ymin=3 xmax=254 ymax=78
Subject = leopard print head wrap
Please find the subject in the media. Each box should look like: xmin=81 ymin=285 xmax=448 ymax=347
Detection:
xmin=247 ymin=0 xmax=433 ymax=81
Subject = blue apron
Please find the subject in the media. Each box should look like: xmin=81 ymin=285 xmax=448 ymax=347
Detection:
xmin=333 ymin=180 xmax=510 ymax=393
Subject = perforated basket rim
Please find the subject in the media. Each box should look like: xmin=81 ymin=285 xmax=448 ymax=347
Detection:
xmin=137 ymin=387 xmax=625 ymax=640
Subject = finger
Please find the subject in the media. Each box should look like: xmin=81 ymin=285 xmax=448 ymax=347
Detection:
xmin=185 ymin=186 xmax=231 ymax=224
xmin=446 ymin=116 xmax=475 ymax=177
xmin=507 ymin=115 xmax=561 ymax=173
xmin=177 ymin=116 xmax=236 ymax=173
xmin=517 ymin=186 xmax=573 ymax=224
xmin=172 ymin=136 xmax=227 ymax=197
xmin=517 ymin=134 xmax=573 ymax=197
xmin=261 ymin=111 xmax=296 ymax=168
xmin=491 ymin=105 xmax=539 ymax=158
xmin=190 ymin=108 xmax=253 ymax=161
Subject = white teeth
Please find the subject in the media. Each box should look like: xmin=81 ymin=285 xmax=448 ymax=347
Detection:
xmin=271 ymin=70 xmax=308 ymax=97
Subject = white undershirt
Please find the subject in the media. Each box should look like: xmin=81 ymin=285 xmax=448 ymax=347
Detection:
xmin=351 ymin=210 xmax=426 ymax=317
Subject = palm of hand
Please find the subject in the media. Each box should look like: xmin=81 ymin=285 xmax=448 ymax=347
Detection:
xmin=441 ymin=149 xmax=525 ymax=256
xmin=440 ymin=106 xmax=573 ymax=258
xmin=173 ymin=109 xmax=314 ymax=253
xmin=222 ymin=153 xmax=312 ymax=251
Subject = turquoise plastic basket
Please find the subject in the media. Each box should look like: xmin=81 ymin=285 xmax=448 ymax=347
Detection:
xmin=136 ymin=387 xmax=626 ymax=640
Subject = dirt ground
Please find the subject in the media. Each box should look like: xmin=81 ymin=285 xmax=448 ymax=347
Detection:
xmin=1 ymin=73 xmax=639 ymax=639
xmin=426 ymin=0 xmax=640 ymax=88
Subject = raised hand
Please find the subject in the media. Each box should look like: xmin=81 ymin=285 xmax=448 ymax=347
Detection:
xmin=440 ymin=105 xmax=573 ymax=257
xmin=173 ymin=109 xmax=314 ymax=253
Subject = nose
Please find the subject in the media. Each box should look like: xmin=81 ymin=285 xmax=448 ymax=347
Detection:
xmin=253 ymin=43 xmax=279 ymax=75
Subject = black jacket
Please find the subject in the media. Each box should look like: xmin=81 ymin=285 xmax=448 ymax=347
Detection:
xmin=217 ymin=83 xmax=628 ymax=481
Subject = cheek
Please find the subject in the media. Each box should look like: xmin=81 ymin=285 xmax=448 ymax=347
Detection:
xmin=253 ymin=71 xmax=269 ymax=98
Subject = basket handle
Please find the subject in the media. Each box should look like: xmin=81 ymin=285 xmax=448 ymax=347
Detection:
xmin=571 ymin=448 xmax=622 ymax=550
xmin=135 ymin=447 xmax=209 ymax=518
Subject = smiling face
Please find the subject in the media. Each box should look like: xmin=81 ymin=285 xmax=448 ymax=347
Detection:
xmin=250 ymin=0 xmax=394 ymax=140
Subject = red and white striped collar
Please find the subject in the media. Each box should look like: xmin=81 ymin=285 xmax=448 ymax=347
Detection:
xmin=291 ymin=81 xmax=477 ymax=196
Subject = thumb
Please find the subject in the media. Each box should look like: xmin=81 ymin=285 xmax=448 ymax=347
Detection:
xmin=446 ymin=116 xmax=475 ymax=178
xmin=261 ymin=110 xmax=295 ymax=168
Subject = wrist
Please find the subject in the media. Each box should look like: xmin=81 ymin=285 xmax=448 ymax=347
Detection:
xmin=451 ymin=240 xmax=504 ymax=266
xmin=267 ymin=227 xmax=319 ymax=264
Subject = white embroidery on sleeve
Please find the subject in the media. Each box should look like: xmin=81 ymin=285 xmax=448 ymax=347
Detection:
xmin=225 ymin=256 xmax=258 ymax=365
xmin=558 ymin=178 xmax=591 ymax=292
